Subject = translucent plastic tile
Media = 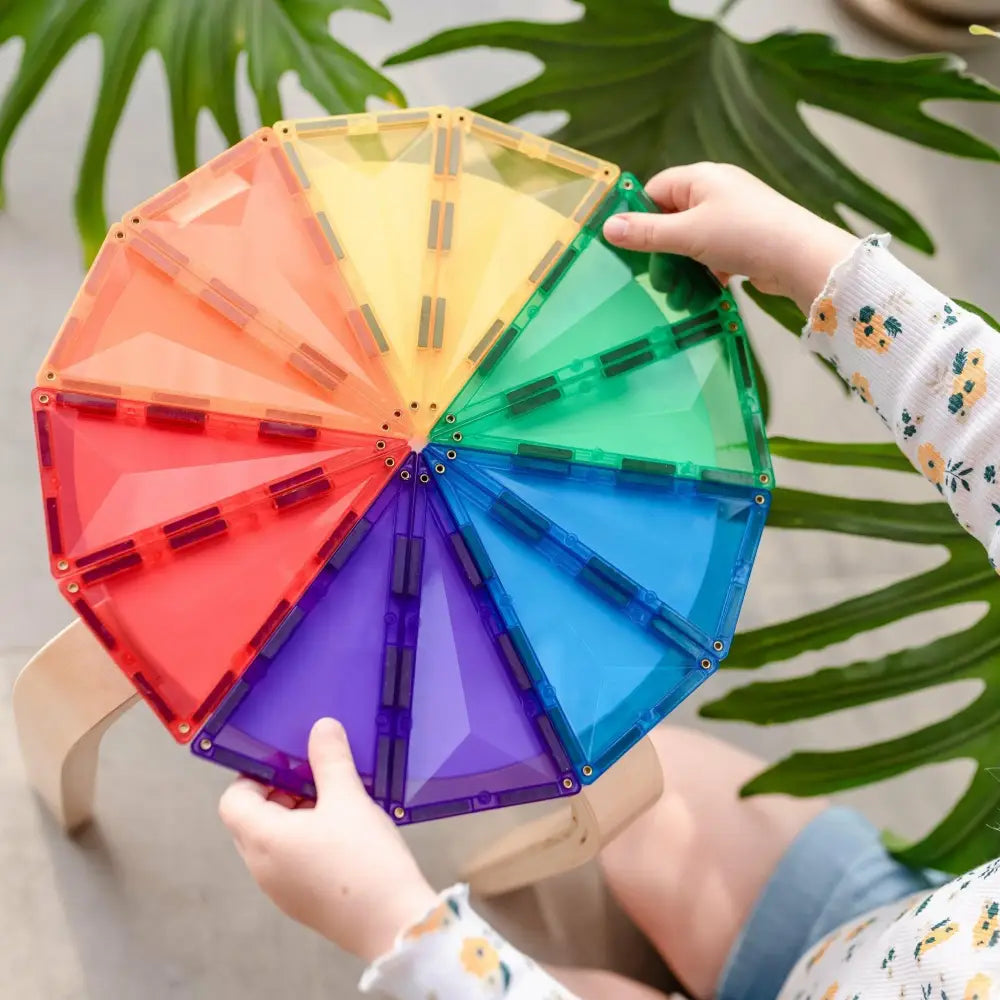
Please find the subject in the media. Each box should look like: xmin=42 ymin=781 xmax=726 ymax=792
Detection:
xmin=442 ymin=447 xmax=769 ymax=656
xmin=193 ymin=459 xmax=414 ymax=795
xmin=192 ymin=456 xmax=575 ymax=821
xmin=425 ymin=110 xmax=619 ymax=414
xmin=436 ymin=175 xmax=771 ymax=487
xmin=32 ymin=387 xmax=403 ymax=575
xmin=428 ymin=448 xmax=714 ymax=782
xmin=60 ymin=448 xmax=407 ymax=741
xmin=393 ymin=462 xmax=575 ymax=823
xmin=277 ymin=109 xmax=448 ymax=413
xmin=128 ymin=130 xmax=405 ymax=433
xmin=442 ymin=176 xmax=728 ymax=413
xmin=38 ymin=228 xmax=385 ymax=433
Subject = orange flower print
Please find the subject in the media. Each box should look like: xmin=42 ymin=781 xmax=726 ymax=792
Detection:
xmin=850 ymin=372 xmax=873 ymax=405
xmin=460 ymin=937 xmax=511 ymax=991
xmin=966 ymin=973 xmax=992 ymax=999
xmin=820 ymin=984 xmax=838 ymax=1000
xmin=917 ymin=442 xmax=945 ymax=488
xmin=853 ymin=305 xmax=901 ymax=354
xmin=807 ymin=935 xmax=836 ymax=969
xmin=973 ymin=900 xmax=1000 ymax=948
xmin=949 ymin=348 xmax=987 ymax=417
xmin=845 ymin=916 xmax=877 ymax=941
xmin=461 ymin=937 xmax=500 ymax=977
xmin=404 ymin=898 xmax=459 ymax=940
xmin=915 ymin=918 xmax=959 ymax=959
xmin=810 ymin=297 xmax=838 ymax=335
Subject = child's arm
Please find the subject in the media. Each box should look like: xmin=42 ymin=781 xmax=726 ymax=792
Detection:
xmin=359 ymin=883 xmax=579 ymax=998
xmin=604 ymin=163 xmax=1000 ymax=566
xmin=218 ymin=718 xmax=584 ymax=999
xmin=803 ymin=233 xmax=999 ymax=567
xmin=219 ymin=169 xmax=1000 ymax=1000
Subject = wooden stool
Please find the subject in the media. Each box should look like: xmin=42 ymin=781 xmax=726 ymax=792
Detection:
xmin=12 ymin=618 xmax=663 ymax=897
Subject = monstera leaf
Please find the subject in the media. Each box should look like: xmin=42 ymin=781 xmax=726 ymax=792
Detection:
xmin=717 ymin=294 xmax=1000 ymax=872
xmin=701 ymin=453 xmax=1000 ymax=874
xmin=0 ymin=0 xmax=403 ymax=261
xmin=387 ymin=0 xmax=1000 ymax=254
xmin=739 ymin=280 xmax=848 ymax=399
xmin=390 ymin=0 xmax=1000 ymax=872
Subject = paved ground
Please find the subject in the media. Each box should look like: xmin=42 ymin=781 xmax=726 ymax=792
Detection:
xmin=2 ymin=0 xmax=999 ymax=996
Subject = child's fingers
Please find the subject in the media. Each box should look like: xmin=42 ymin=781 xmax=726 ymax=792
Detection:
xmin=644 ymin=164 xmax=704 ymax=214
xmin=603 ymin=211 xmax=695 ymax=256
xmin=219 ymin=777 xmax=285 ymax=843
xmin=308 ymin=718 xmax=366 ymax=801
xmin=266 ymin=788 xmax=300 ymax=810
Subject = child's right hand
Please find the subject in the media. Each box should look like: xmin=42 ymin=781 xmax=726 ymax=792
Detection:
xmin=603 ymin=163 xmax=857 ymax=313
xmin=218 ymin=718 xmax=438 ymax=963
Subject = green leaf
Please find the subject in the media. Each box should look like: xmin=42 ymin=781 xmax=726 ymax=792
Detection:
xmin=767 ymin=487 xmax=962 ymax=544
xmin=955 ymin=298 xmax=1000 ymax=332
xmin=740 ymin=281 xmax=807 ymax=335
xmin=739 ymin=281 xmax=848 ymax=399
xmin=701 ymin=479 xmax=1000 ymax=869
xmin=705 ymin=615 xmax=997 ymax=720
xmin=746 ymin=336 xmax=770 ymax=427
xmin=707 ymin=460 xmax=1000 ymax=873
xmin=703 ymin=445 xmax=998 ymax=873
xmin=0 ymin=0 xmax=403 ymax=262
xmin=769 ymin=437 xmax=917 ymax=474
xmin=386 ymin=1 xmax=1000 ymax=254
xmin=725 ymin=550 xmax=992 ymax=669
xmin=741 ymin=687 xmax=1000 ymax=797
xmin=892 ymin=766 xmax=1000 ymax=873
xmin=880 ymin=828 xmax=912 ymax=854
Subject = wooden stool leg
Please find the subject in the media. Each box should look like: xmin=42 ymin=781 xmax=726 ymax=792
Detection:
xmin=463 ymin=736 xmax=664 ymax=897
xmin=12 ymin=618 xmax=138 ymax=833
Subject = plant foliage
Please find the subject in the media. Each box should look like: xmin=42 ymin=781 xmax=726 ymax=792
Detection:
xmin=389 ymin=0 xmax=1000 ymax=869
xmin=0 ymin=0 xmax=402 ymax=260
xmin=702 ymin=465 xmax=1000 ymax=874
xmin=388 ymin=0 xmax=1000 ymax=254
xmin=7 ymin=0 xmax=1000 ymax=869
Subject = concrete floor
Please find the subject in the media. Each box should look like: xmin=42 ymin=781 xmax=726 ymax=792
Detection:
xmin=3 ymin=0 xmax=1000 ymax=996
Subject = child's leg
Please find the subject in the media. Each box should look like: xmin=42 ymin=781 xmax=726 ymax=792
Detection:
xmin=599 ymin=726 xmax=829 ymax=1000
xmin=549 ymin=966 xmax=675 ymax=999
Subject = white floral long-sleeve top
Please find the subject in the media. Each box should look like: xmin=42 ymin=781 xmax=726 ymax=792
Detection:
xmin=807 ymin=235 xmax=999 ymax=566
xmin=360 ymin=236 xmax=1000 ymax=1000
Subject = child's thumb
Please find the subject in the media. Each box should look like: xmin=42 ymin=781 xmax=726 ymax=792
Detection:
xmin=603 ymin=212 xmax=694 ymax=257
xmin=308 ymin=717 xmax=364 ymax=800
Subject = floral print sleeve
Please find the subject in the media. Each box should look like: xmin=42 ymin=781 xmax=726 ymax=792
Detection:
xmin=359 ymin=884 xmax=577 ymax=1000
xmin=804 ymin=235 xmax=1000 ymax=570
xmin=776 ymin=859 xmax=1000 ymax=999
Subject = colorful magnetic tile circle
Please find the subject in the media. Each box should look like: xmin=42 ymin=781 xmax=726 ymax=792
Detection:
xmin=33 ymin=109 xmax=771 ymax=820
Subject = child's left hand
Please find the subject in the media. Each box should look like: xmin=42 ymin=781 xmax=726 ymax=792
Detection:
xmin=218 ymin=718 xmax=437 ymax=962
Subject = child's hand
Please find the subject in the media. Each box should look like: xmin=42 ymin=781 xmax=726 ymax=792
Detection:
xmin=603 ymin=163 xmax=857 ymax=312
xmin=219 ymin=718 xmax=437 ymax=962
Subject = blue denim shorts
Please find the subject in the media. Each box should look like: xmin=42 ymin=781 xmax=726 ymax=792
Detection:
xmin=716 ymin=806 xmax=950 ymax=1000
